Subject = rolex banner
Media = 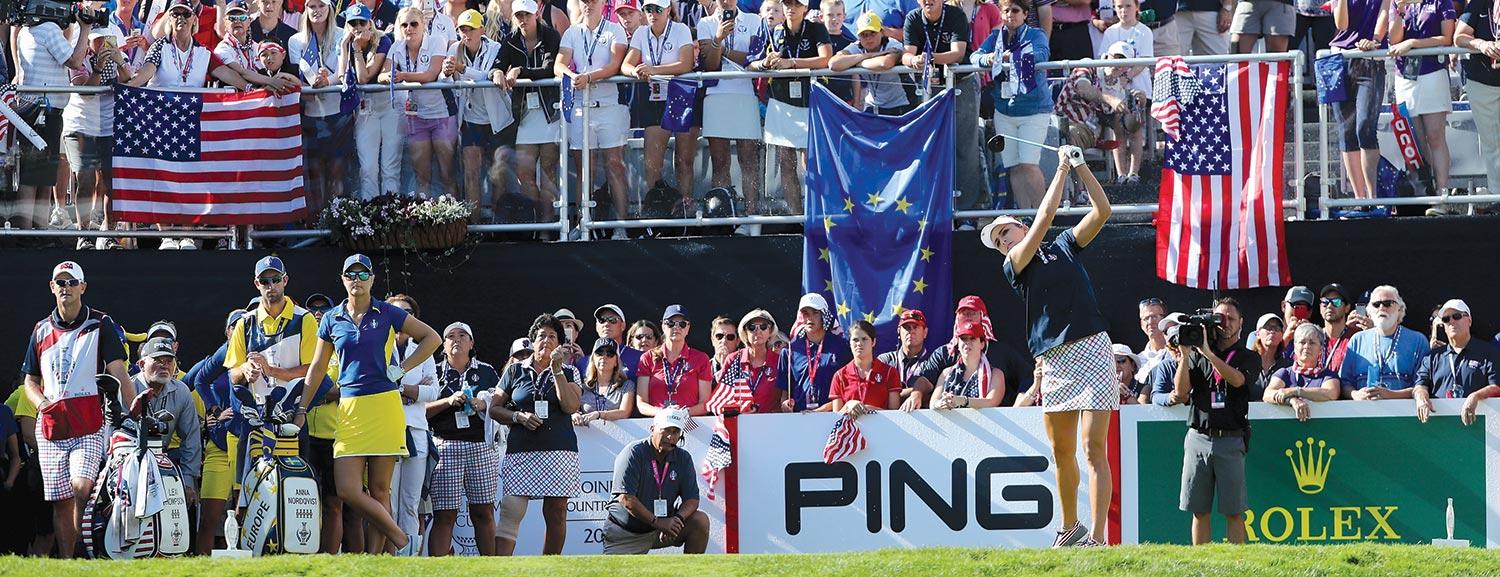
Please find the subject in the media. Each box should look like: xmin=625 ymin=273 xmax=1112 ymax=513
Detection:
xmin=1121 ymin=401 xmax=1495 ymax=546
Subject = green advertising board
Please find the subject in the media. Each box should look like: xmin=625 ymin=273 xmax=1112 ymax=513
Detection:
xmin=1134 ymin=414 xmax=1486 ymax=545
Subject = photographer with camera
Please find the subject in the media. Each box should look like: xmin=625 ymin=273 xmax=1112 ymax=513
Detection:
xmin=14 ymin=0 xmax=98 ymax=231
xmin=1169 ymin=297 xmax=1260 ymax=545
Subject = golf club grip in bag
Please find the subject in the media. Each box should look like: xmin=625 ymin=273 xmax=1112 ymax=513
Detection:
xmin=238 ymin=378 xmax=327 ymax=555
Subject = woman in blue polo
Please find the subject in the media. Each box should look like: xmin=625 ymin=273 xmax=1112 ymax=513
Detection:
xmin=979 ymin=144 xmax=1113 ymax=548
xmin=295 ymin=253 xmax=441 ymax=556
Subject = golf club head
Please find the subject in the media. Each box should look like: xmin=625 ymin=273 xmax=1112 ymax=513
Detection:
xmin=987 ymin=133 xmax=1006 ymax=152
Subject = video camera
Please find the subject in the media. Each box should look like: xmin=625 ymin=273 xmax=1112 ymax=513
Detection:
xmin=1176 ymin=309 xmax=1223 ymax=348
xmin=6 ymin=0 xmax=108 ymax=28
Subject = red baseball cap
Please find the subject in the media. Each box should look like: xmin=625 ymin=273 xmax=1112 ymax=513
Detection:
xmin=955 ymin=319 xmax=987 ymax=339
xmin=956 ymin=295 xmax=988 ymax=315
xmin=614 ymin=0 xmax=639 ymax=13
xmin=898 ymin=309 xmax=926 ymax=328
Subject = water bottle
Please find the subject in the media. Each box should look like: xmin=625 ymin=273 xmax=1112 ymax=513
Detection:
xmin=462 ymin=384 xmax=478 ymax=416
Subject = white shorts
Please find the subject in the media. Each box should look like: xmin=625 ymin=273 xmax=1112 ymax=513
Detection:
xmin=569 ymin=102 xmax=629 ymax=150
xmin=516 ymin=108 xmax=561 ymax=146
xmin=1394 ymin=70 xmax=1452 ymax=116
xmin=702 ymin=93 xmax=764 ymax=140
xmin=994 ymin=112 xmax=1052 ymax=167
xmin=763 ymin=98 xmax=809 ymax=149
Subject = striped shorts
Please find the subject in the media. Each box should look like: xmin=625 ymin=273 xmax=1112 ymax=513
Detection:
xmin=1036 ymin=331 xmax=1121 ymax=413
xmin=430 ymin=438 xmax=500 ymax=511
xmin=36 ymin=424 xmax=105 ymax=501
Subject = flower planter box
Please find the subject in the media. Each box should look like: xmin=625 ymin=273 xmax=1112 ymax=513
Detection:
xmin=342 ymin=220 xmax=468 ymax=251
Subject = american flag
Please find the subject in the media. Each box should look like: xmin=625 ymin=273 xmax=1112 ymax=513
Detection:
xmin=698 ymin=416 xmax=732 ymax=501
xmin=821 ymin=415 xmax=866 ymax=464
xmin=111 ymin=85 xmax=307 ymax=225
xmin=1150 ymin=56 xmax=1202 ymax=140
xmin=1155 ymin=61 xmax=1291 ymax=290
xmin=0 ymin=84 xmax=19 ymax=143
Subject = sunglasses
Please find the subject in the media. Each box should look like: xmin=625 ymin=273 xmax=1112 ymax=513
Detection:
xmin=663 ymin=319 xmax=689 ymax=329
xmin=256 ymin=275 xmax=285 ymax=286
xmin=170 ymin=11 xmax=193 ymax=19
xmin=512 ymin=351 xmax=533 ymax=360
xmin=1371 ymin=300 xmax=1399 ymax=309
xmin=1439 ymin=312 xmax=1467 ymax=323
xmin=595 ymin=348 xmax=618 ymax=357
xmin=632 ymin=333 xmax=655 ymax=341
xmin=746 ymin=321 xmax=772 ymax=332
xmin=53 ymin=278 xmax=82 ymax=287
xmin=1320 ymin=297 xmax=1345 ymax=307
xmin=713 ymin=333 xmax=738 ymax=341
xmin=400 ymin=21 xmax=421 ymax=27
xmin=227 ymin=13 xmax=251 ymax=20
xmin=343 ymin=271 xmax=373 ymax=281
xmin=644 ymin=4 xmax=664 ymax=12
xmin=598 ymin=315 xmax=621 ymax=324
xmin=1114 ymin=357 xmax=1130 ymax=365
xmin=1138 ymin=297 xmax=1163 ymax=308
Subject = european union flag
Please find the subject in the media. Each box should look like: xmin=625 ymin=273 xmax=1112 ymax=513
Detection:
xmin=560 ymin=81 xmax=575 ymax=124
xmin=803 ymin=83 xmax=954 ymax=348
xmin=660 ymin=78 xmax=698 ymax=133
xmin=339 ymin=64 xmax=361 ymax=116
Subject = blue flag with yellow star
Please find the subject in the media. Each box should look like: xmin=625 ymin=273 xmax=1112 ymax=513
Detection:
xmin=803 ymin=83 xmax=954 ymax=348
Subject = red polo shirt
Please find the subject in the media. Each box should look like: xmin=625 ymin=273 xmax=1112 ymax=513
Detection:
xmin=638 ymin=346 xmax=714 ymax=408
xmin=830 ymin=359 xmax=901 ymax=409
xmin=715 ymin=348 xmax=784 ymax=412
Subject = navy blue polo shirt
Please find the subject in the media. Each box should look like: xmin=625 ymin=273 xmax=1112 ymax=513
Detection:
xmin=1179 ymin=0 xmax=1221 ymax=13
xmin=318 ymin=299 xmax=409 ymax=398
xmin=430 ymin=359 xmax=501 ymax=442
xmin=1002 ymin=229 xmax=1110 ymax=357
xmin=780 ymin=332 xmax=852 ymax=411
xmin=1415 ymin=339 xmax=1500 ymax=399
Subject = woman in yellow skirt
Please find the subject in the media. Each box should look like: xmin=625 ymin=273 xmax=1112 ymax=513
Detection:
xmin=295 ymin=254 xmax=441 ymax=555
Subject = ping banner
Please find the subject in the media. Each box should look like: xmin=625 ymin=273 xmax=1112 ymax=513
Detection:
xmin=1121 ymin=400 xmax=1497 ymax=546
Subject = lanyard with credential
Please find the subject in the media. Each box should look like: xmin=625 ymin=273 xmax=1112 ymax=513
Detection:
xmin=1446 ymin=349 xmax=1461 ymax=398
xmin=651 ymin=457 xmax=671 ymax=498
xmin=922 ymin=7 xmax=945 ymax=87
xmin=662 ymin=352 xmax=687 ymax=402
xmin=1377 ymin=329 xmax=1401 ymax=380
xmin=803 ymin=339 xmax=824 ymax=408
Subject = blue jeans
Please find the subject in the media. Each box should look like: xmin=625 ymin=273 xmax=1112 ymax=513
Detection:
xmin=1332 ymin=59 xmax=1385 ymax=152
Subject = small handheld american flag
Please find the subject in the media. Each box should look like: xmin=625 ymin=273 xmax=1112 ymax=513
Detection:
xmin=822 ymin=415 xmax=866 ymax=464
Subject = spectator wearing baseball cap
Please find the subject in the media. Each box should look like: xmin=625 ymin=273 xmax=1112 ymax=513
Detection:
xmin=494 ymin=0 xmax=564 ymax=226
xmin=829 ymin=11 xmax=912 ymax=115
xmin=912 ymin=296 xmax=1031 ymax=408
xmin=288 ymin=0 xmax=354 ymax=219
xmin=1317 ymin=283 xmax=1359 ymax=372
xmin=575 ymin=337 xmax=639 ymax=425
xmin=783 ymin=293 xmax=852 ymax=412
xmin=1414 ymin=299 xmax=1500 ymax=426
xmin=214 ymin=0 xmax=295 ymax=99
xmin=636 ymin=305 xmax=716 ymax=416
xmin=1249 ymin=312 xmax=1289 ymax=400
xmin=713 ymin=309 xmax=784 ymax=414
xmin=427 ymin=320 xmax=502 ymax=556
xmin=878 ymin=308 xmax=933 ymax=410
xmin=697 ymin=0 xmax=766 ymax=227
xmin=622 ymin=0 xmax=699 ymax=213
xmin=342 ymin=1 xmax=402 ymax=199
xmin=448 ymin=8 xmax=515 ymax=217
xmin=21 ymin=261 xmax=134 ymax=558
xmin=750 ymin=0 xmax=832 ymax=215
xmin=931 ymin=319 xmax=1007 ymax=410
xmin=594 ymin=304 xmax=644 ymax=378
xmin=616 ymin=0 xmax=644 ymax=30
xmin=295 ymin=253 xmax=443 ymax=556
xmin=305 ymin=292 xmax=334 ymax=321
xmin=557 ymin=0 xmax=632 ymax=240
xmin=1279 ymin=286 xmax=1316 ymax=349
xmin=130 ymin=337 xmax=203 ymax=503
xmin=603 ymin=408 xmax=709 ymax=554
xmin=338 ymin=0 xmax=400 ymax=32
xmin=829 ymin=320 xmax=902 ymax=419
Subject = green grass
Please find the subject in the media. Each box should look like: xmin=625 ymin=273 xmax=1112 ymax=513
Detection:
xmin=2 ymin=545 xmax=1499 ymax=577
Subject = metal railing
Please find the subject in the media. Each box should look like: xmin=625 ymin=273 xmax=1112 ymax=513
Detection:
xmin=1314 ymin=45 xmax=1499 ymax=217
xmin=0 ymin=51 xmax=1320 ymax=244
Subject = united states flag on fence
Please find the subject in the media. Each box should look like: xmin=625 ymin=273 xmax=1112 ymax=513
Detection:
xmin=699 ymin=417 xmax=732 ymax=501
xmin=1155 ymin=61 xmax=1291 ymax=290
xmin=111 ymin=85 xmax=307 ymax=225
xmin=822 ymin=415 xmax=866 ymax=464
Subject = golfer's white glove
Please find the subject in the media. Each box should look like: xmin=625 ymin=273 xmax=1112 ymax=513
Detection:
xmin=1059 ymin=145 xmax=1087 ymax=168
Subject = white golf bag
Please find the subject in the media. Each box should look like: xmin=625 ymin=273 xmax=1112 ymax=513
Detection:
xmin=234 ymin=378 xmax=325 ymax=555
xmin=82 ymin=388 xmax=191 ymax=559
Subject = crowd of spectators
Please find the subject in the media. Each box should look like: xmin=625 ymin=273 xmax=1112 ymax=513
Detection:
xmin=4 ymin=254 xmax=1496 ymax=556
xmin=0 ymin=0 xmax=1492 ymax=246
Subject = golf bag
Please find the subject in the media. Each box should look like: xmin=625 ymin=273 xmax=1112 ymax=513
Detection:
xmin=234 ymin=378 xmax=329 ymax=556
xmin=81 ymin=386 xmax=191 ymax=559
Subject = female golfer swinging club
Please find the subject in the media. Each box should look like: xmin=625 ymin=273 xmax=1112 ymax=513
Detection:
xmin=981 ymin=144 xmax=1114 ymax=547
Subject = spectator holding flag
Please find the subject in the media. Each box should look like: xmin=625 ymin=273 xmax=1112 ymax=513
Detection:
xmin=751 ymin=0 xmax=831 ymax=215
xmin=781 ymin=294 xmax=851 ymax=413
xmin=712 ymin=309 xmax=783 ymax=414
xmin=972 ymin=0 xmax=1050 ymax=209
xmin=830 ymin=321 xmax=902 ymax=418
xmin=623 ymin=0 xmax=700 ymax=211
xmin=931 ymin=319 xmax=1007 ymax=409
xmin=1387 ymin=0 xmax=1457 ymax=213
xmin=557 ymin=0 xmax=631 ymax=239
xmin=384 ymin=6 xmax=457 ymax=197
xmin=981 ymin=143 xmax=1114 ymax=547
xmin=341 ymin=3 xmax=399 ymax=199
xmin=289 ymin=0 xmax=350 ymax=213
xmin=495 ymin=0 xmax=564 ymax=225
xmin=216 ymin=1 xmax=300 ymax=91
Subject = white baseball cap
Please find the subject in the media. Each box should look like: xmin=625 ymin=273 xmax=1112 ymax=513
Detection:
xmin=1157 ymin=312 xmax=1187 ymax=332
xmin=642 ymin=0 xmax=670 ymax=8
xmin=52 ymin=261 xmax=85 ymax=281
xmin=980 ymin=216 xmax=1025 ymax=250
xmin=512 ymin=0 xmax=539 ymax=14
xmin=1440 ymin=299 xmax=1471 ymax=316
xmin=444 ymin=322 xmax=474 ymax=339
xmin=797 ymin=292 xmax=829 ymax=313
xmin=653 ymin=408 xmax=690 ymax=431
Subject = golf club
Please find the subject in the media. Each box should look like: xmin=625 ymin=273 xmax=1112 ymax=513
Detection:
xmin=987 ymin=134 xmax=1085 ymax=167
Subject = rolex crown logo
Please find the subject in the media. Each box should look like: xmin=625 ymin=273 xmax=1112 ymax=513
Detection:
xmin=1286 ymin=437 xmax=1336 ymax=494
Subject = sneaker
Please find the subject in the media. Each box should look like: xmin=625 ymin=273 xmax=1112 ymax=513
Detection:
xmin=75 ymin=237 xmax=92 ymax=250
xmin=48 ymin=205 xmax=73 ymax=229
xmin=96 ymin=237 xmax=121 ymax=250
xmin=1124 ymin=175 xmax=1141 ymax=184
xmin=159 ymin=238 xmax=180 ymax=250
xmin=394 ymin=533 xmax=420 ymax=557
xmin=178 ymin=238 xmax=199 ymax=250
xmin=1076 ymin=536 xmax=1106 ymax=547
xmin=1052 ymin=522 xmax=1088 ymax=548
xmin=610 ymin=227 xmax=628 ymax=240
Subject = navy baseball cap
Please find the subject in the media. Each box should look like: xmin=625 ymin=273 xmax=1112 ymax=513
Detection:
xmin=305 ymin=293 xmax=333 ymax=310
xmin=661 ymin=304 xmax=690 ymax=322
xmin=254 ymin=255 xmax=286 ymax=276
xmin=342 ymin=254 xmax=373 ymax=272
xmin=592 ymin=337 xmax=618 ymax=354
